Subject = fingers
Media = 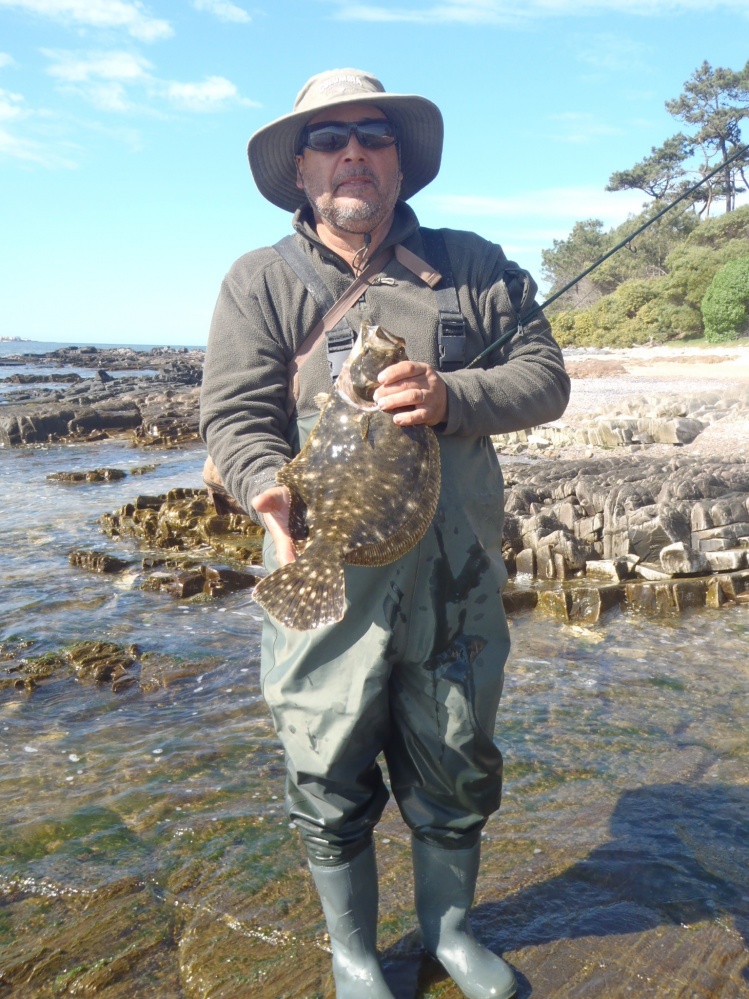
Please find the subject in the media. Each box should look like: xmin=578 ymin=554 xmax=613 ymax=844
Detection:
xmin=372 ymin=361 xmax=447 ymax=427
xmin=251 ymin=486 xmax=297 ymax=565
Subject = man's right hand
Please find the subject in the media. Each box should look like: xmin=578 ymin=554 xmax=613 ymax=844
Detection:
xmin=251 ymin=486 xmax=297 ymax=565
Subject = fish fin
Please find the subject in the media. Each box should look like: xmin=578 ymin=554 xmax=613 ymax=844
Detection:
xmin=252 ymin=556 xmax=345 ymax=631
xmin=345 ymin=428 xmax=441 ymax=567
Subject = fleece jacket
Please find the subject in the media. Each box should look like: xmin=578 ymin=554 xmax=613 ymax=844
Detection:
xmin=199 ymin=201 xmax=570 ymax=523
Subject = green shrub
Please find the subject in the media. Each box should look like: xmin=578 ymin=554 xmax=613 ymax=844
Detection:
xmin=545 ymin=205 xmax=749 ymax=348
xmin=681 ymin=203 xmax=749 ymax=248
xmin=701 ymin=255 xmax=749 ymax=343
xmin=664 ymin=238 xmax=749 ymax=309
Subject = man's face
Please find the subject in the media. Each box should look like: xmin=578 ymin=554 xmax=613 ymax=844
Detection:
xmin=295 ymin=103 xmax=402 ymax=234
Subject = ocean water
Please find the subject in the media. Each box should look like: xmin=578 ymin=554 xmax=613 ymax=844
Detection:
xmin=0 ymin=339 xmax=205 ymax=357
xmin=0 ymin=339 xmax=203 ymax=402
xmin=1 ymin=345 xmax=748 ymax=997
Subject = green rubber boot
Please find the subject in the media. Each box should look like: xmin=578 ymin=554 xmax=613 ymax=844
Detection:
xmin=412 ymin=837 xmax=517 ymax=999
xmin=309 ymin=844 xmax=395 ymax=998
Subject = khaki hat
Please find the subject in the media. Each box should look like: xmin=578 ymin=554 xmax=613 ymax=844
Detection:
xmin=248 ymin=68 xmax=443 ymax=213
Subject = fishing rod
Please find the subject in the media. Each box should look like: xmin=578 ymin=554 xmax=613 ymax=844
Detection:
xmin=465 ymin=140 xmax=749 ymax=369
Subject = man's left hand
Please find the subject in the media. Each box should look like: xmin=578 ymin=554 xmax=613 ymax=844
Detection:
xmin=373 ymin=361 xmax=447 ymax=427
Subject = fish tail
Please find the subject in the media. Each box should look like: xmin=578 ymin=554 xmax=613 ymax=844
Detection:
xmin=252 ymin=556 xmax=346 ymax=631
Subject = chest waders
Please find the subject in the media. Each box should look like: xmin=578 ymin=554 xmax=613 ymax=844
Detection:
xmin=258 ymin=231 xmax=517 ymax=998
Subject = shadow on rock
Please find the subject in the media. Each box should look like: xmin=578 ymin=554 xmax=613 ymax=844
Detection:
xmin=383 ymin=782 xmax=749 ymax=997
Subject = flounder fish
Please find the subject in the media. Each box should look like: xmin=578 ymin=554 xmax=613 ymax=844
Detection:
xmin=252 ymin=323 xmax=441 ymax=631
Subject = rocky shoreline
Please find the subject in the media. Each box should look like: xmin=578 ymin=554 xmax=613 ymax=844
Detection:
xmin=0 ymin=345 xmax=203 ymax=447
xmin=5 ymin=343 xmax=749 ymax=634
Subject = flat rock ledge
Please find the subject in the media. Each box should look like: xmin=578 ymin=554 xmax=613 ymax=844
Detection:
xmin=0 ymin=346 xmax=204 ymax=447
xmin=500 ymin=452 xmax=749 ymax=623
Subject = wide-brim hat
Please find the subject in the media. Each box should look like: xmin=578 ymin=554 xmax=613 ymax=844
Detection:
xmin=248 ymin=68 xmax=443 ymax=213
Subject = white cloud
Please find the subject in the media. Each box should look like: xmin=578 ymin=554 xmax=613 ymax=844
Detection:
xmin=164 ymin=75 xmax=257 ymax=111
xmin=43 ymin=48 xmax=152 ymax=111
xmin=0 ymin=87 xmax=77 ymax=165
xmin=328 ymin=0 xmax=749 ymax=22
xmin=0 ymin=52 xmax=16 ymax=68
xmin=0 ymin=0 xmax=172 ymax=42
xmin=0 ymin=87 xmax=24 ymax=122
xmin=42 ymin=48 xmax=257 ymax=114
xmin=191 ymin=0 xmax=251 ymax=23
xmin=44 ymin=49 xmax=152 ymax=83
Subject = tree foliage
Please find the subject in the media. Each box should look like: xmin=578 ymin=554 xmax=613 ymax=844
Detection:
xmin=701 ymin=255 xmax=749 ymax=342
xmin=548 ymin=205 xmax=749 ymax=347
xmin=609 ymin=60 xmax=749 ymax=216
xmin=541 ymin=204 xmax=700 ymax=312
xmin=541 ymin=219 xmax=611 ymax=309
xmin=540 ymin=59 xmax=749 ymax=348
xmin=606 ymin=134 xmax=694 ymax=201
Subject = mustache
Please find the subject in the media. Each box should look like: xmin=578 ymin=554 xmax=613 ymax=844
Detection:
xmin=333 ymin=166 xmax=379 ymax=188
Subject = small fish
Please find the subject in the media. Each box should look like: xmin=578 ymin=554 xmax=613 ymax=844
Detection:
xmin=253 ymin=323 xmax=441 ymax=630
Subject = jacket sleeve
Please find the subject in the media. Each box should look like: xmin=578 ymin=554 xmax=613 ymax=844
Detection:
xmin=199 ymin=259 xmax=293 ymax=524
xmin=439 ymin=236 xmax=570 ymax=437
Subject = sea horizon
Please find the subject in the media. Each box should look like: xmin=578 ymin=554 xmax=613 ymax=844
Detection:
xmin=0 ymin=338 xmax=206 ymax=357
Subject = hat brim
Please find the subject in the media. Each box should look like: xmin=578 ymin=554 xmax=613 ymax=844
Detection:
xmin=248 ymin=92 xmax=443 ymax=213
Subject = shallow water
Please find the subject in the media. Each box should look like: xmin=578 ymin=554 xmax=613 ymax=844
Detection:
xmin=1 ymin=436 xmax=748 ymax=997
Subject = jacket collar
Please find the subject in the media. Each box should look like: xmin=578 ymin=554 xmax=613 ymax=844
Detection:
xmin=291 ymin=200 xmax=421 ymax=263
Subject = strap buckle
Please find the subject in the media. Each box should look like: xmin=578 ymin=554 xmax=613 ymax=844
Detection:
xmin=438 ymin=315 xmax=466 ymax=369
xmin=326 ymin=325 xmax=355 ymax=380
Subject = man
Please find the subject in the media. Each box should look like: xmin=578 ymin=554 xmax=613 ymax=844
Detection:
xmin=200 ymin=69 xmax=570 ymax=999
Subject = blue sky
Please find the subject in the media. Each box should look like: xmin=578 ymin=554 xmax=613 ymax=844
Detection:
xmin=1 ymin=0 xmax=748 ymax=346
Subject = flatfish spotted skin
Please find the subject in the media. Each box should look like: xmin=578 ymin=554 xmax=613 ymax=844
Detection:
xmin=252 ymin=325 xmax=441 ymax=631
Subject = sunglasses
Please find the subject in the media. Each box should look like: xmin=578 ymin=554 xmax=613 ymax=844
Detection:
xmin=298 ymin=119 xmax=398 ymax=154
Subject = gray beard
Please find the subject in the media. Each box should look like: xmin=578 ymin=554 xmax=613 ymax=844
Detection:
xmin=311 ymin=195 xmax=384 ymax=233
xmin=303 ymin=171 xmax=401 ymax=235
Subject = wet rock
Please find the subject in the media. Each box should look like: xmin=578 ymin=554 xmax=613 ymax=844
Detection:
xmin=0 ymin=372 xmax=82 ymax=384
xmin=0 ymin=401 xmax=142 ymax=445
xmin=537 ymin=582 xmax=624 ymax=624
xmin=141 ymin=564 xmax=257 ymax=599
xmin=142 ymin=571 xmax=206 ymax=598
xmin=625 ymin=581 xmax=680 ymax=615
xmin=69 ymin=550 xmax=131 ymax=573
xmin=65 ymin=641 xmax=139 ymax=683
xmin=501 ymin=586 xmax=539 ymax=613
xmin=201 ymin=564 xmax=257 ymax=596
xmin=102 ymin=489 xmax=263 ymax=563
xmin=48 ymin=468 xmax=128 ymax=484
xmin=0 ymin=638 xmax=218 ymax=695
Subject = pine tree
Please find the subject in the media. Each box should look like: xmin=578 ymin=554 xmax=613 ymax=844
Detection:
xmin=609 ymin=60 xmax=749 ymax=215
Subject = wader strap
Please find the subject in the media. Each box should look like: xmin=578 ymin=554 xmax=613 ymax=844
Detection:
xmin=393 ymin=243 xmax=442 ymax=288
xmin=274 ymin=236 xmax=394 ymax=389
xmin=419 ymin=228 xmax=466 ymax=373
xmin=273 ymin=231 xmax=466 ymax=414
xmin=274 ymin=237 xmax=394 ymax=414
